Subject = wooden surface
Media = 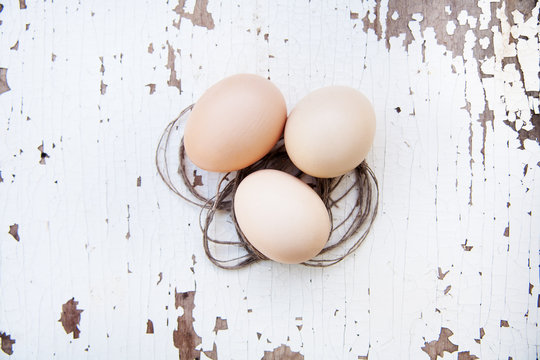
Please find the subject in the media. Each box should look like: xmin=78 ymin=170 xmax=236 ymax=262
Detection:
xmin=1 ymin=0 xmax=539 ymax=359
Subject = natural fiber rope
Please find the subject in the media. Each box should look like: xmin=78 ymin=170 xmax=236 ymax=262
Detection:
xmin=156 ymin=104 xmax=379 ymax=269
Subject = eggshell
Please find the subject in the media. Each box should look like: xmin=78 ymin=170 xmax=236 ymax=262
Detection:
xmin=233 ymin=169 xmax=331 ymax=264
xmin=184 ymin=74 xmax=287 ymax=172
xmin=284 ymin=86 xmax=376 ymax=178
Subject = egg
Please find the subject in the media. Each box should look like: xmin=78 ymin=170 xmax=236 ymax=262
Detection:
xmin=234 ymin=169 xmax=331 ymax=264
xmin=284 ymin=86 xmax=376 ymax=178
xmin=184 ymin=74 xmax=287 ymax=172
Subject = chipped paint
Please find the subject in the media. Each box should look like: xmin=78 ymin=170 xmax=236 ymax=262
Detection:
xmin=173 ymin=0 xmax=215 ymax=30
xmin=165 ymin=42 xmax=181 ymax=94
xmin=443 ymin=285 xmax=452 ymax=295
xmin=8 ymin=223 xmax=19 ymax=241
xmin=146 ymin=320 xmax=154 ymax=334
xmin=203 ymin=343 xmax=218 ymax=360
xmin=192 ymin=170 xmax=203 ymax=187
xmin=461 ymin=239 xmax=473 ymax=251
xmin=59 ymin=298 xmax=83 ymax=339
xmin=421 ymin=328 xmax=458 ymax=360
xmin=458 ymin=351 xmax=479 ymax=360
xmin=173 ymin=290 xmax=202 ymax=359
xmin=261 ymin=344 xmax=303 ymax=360
xmin=100 ymin=80 xmax=107 ymax=95
xmin=213 ymin=316 xmax=227 ymax=333
xmin=0 ymin=68 xmax=10 ymax=95
xmin=146 ymin=83 xmax=156 ymax=94
xmin=0 ymin=0 xmax=538 ymax=359
xmin=0 ymin=332 xmax=15 ymax=355
xmin=37 ymin=144 xmax=49 ymax=164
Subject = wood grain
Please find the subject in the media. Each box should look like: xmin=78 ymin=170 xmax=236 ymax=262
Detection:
xmin=0 ymin=0 xmax=538 ymax=359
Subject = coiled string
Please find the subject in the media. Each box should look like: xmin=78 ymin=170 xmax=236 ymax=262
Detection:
xmin=156 ymin=104 xmax=379 ymax=269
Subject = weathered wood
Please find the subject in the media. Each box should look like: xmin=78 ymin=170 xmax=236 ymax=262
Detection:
xmin=0 ymin=0 xmax=538 ymax=359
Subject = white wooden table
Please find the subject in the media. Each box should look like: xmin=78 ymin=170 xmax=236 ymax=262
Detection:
xmin=1 ymin=0 xmax=539 ymax=359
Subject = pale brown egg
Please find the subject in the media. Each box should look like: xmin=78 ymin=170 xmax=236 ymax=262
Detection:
xmin=184 ymin=74 xmax=287 ymax=172
xmin=234 ymin=169 xmax=331 ymax=264
xmin=284 ymin=86 xmax=376 ymax=178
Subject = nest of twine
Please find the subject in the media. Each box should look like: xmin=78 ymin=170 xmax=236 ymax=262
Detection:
xmin=156 ymin=104 xmax=379 ymax=269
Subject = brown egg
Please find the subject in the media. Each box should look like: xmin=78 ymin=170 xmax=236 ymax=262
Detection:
xmin=234 ymin=169 xmax=331 ymax=264
xmin=184 ymin=74 xmax=287 ymax=172
xmin=284 ymin=86 xmax=376 ymax=178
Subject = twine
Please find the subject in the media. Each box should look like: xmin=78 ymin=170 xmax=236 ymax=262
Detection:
xmin=156 ymin=104 xmax=379 ymax=269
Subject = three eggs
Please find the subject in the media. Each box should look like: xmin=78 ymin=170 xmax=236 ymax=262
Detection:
xmin=184 ymin=74 xmax=376 ymax=264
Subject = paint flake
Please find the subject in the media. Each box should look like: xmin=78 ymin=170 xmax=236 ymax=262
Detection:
xmin=458 ymin=351 xmax=479 ymax=360
xmin=100 ymin=80 xmax=107 ymax=95
xmin=8 ymin=224 xmax=19 ymax=241
xmin=192 ymin=170 xmax=203 ymax=187
xmin=213 ymin=317 xmax=228 ymax=333
xmin=438 ymin=267 xmax=448 ymax=280
xmin=461 ymin=239 xmax=473 ymax=251
xmin=173 ymin=290 xmax=202 ymax=360
xmin=421 ymin=328 xmax=458 ymax=360
xmin=173 ymin=0 xmax=215 ymax=30
xmin=0 ymin=68 xmax=10 ymax=95
xmin=38 ymin=144 xmax=50 ymax=164
xmin=146 ymin=83 xmax=156 ymax=94
xmin=0 ymin=332 xmax=15 ymax=355
xmin=203 ymin=343 xmax=218 ymax=360
xmin=165 ymin=42 xmax=181 ymax=94
xmin=261 ymin=344 xmax=304 ymax=360
xmin=59 ymin=298 xmax=83 ymax=339
xmin=146 ymin=319 xmax=154 ymax=334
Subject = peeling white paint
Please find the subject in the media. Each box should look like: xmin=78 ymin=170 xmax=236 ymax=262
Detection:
xmin=457 ymin=9 xmax=469 ymax=26
xmin=0 ymin=1 xmax=538 ymax=359
xmin=446 ymin=20 xmax=457 ymax=35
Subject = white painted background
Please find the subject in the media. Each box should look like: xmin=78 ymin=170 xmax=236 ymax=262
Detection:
xmin=0 ymin=0 xmax=538 ymax=359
